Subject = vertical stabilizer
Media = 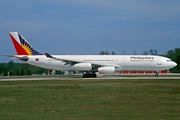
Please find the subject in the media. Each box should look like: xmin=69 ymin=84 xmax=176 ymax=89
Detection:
xmin=9 ymin=32 xmax=42 ymax=55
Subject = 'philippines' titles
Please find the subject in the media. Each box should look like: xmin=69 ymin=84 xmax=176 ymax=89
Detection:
xmin=130 ymin=56 xmax=154 ymax=60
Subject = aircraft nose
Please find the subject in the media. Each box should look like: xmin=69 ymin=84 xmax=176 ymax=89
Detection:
xmin=172 ymin=62 xmax=177 ymax=67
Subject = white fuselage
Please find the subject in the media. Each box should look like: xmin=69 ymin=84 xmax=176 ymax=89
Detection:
xmin=17 ymin=55 xmax=177 ymax=72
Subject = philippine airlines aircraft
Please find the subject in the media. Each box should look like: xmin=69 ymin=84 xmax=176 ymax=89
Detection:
xmin=4 ymin=32 xmax=177 ymax=78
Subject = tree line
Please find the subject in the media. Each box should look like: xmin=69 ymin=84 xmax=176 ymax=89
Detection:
xmin=0 ymin=61 xmax=62 ymax=76
xmin=0 ymin=48 xmax=180 ymax=76
xmin=99 ymin=49 xmax=159 ymax=55
xmin=0 ymin=61 xmax=47 ymax=76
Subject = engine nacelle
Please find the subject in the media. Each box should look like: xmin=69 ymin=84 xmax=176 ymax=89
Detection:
xmin=73 ymin=63 xmax=92 ymax=70
xmin=98 ymin=67 xmax=115 ymax=74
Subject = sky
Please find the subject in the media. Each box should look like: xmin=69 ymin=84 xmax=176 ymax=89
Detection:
xmin=0 ymin=0 xmax=180 ymax=62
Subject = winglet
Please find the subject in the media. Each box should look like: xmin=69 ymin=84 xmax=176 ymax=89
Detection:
xmin=44 ymin=53 xmax=53 ymax=58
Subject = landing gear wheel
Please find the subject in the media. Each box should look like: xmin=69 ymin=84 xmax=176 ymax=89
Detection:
xmin=92 ymin=73 xmax=97 ymax=78
xmin=83 ymin=74 xmax=87 ymax=78
xmin=82 ymin=73 xmax=97 ymax=78
xmin=155 ymin=74 xmax=159 ymax=77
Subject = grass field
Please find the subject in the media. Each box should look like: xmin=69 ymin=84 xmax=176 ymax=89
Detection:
xmin=0 ymin=79 xmax=180 ymax=120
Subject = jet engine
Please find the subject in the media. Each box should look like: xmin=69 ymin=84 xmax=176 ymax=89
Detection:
xmin=98 ymin=67 xmax=115 ymax=74
xmin=73 ymin=63 xmax=92 ymax=70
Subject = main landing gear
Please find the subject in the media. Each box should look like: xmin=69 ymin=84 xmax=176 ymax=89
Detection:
xmin=83 ymin=72 xmax=97 ymax=78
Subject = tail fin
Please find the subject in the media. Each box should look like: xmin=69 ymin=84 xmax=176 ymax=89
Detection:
xmin=9 ymin=32 xmax=42 ymax=55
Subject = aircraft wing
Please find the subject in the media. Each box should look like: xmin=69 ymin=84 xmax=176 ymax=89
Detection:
xmin=3 ymin=54 xmax=29 ymax=61
xmin=44 ymin=53 xmax=122 ymax=69
xmin=44 ymin=53 xmax=79 ymax=65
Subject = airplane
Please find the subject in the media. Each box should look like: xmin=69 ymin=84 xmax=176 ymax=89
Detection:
xmin=4 ymin=32 xmax=177 ymax=78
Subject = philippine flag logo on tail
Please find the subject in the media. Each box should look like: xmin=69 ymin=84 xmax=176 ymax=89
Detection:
xmin=9 ymin=32 xmax=42 ymax=55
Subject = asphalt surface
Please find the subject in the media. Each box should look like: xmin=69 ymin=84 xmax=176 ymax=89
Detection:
xmin=0 ymin=74 xmax=180 ymax=81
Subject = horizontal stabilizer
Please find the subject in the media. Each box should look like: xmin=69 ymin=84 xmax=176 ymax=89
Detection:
xmin=3 ymin=54 xmax=29 ymax=61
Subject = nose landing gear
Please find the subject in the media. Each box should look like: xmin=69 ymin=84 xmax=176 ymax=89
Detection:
xmin=155 ymin=71 xmax=159 ymax=77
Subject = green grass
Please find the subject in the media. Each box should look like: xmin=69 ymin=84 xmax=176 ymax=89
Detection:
xmin=0 ymin=79 xmax=180 ymax=120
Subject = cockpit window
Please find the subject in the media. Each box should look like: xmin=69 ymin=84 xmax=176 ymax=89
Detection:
xmin=167 ymin=60 xmax=171 ymax=62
